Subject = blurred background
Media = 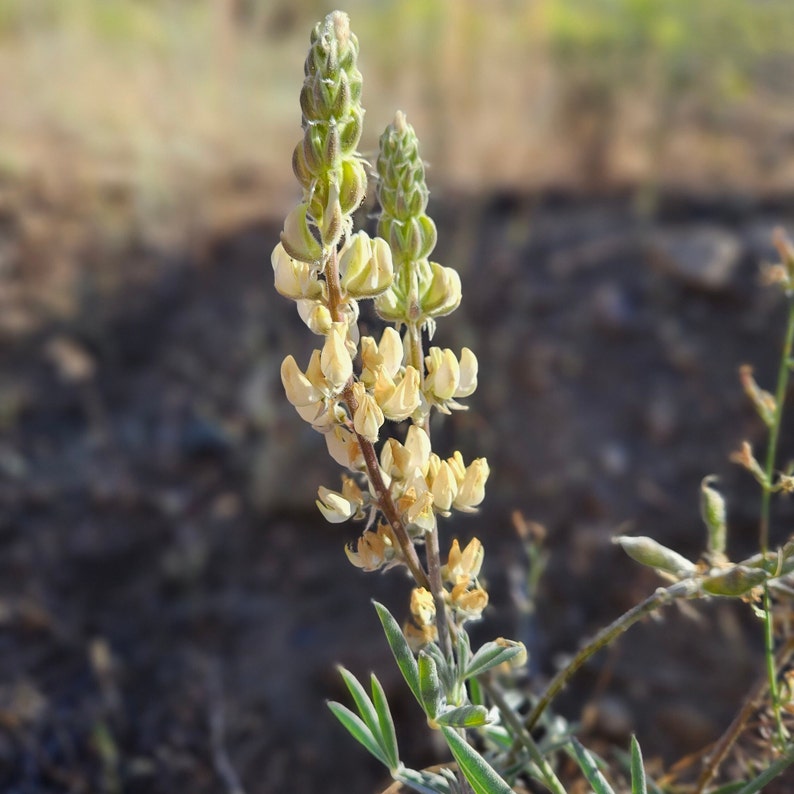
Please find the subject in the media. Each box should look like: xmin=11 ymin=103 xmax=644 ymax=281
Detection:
xmin=4 ymin=1 xmax=794 ymax=792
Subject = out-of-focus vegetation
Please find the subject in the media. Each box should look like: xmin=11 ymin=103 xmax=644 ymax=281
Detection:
xmin=1 ymin=0 xmax=794 ymax=243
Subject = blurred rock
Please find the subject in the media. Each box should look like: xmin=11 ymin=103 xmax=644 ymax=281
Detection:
xmin=648 ymin=226 xmax=741 ymax=291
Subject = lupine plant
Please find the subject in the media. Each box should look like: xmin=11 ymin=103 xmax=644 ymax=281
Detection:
xmin=272 ymin=11 xmax=794 ymax=793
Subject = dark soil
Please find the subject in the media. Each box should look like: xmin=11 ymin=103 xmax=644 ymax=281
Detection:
xmin=3 ymin=191 xmax=794 ymax=793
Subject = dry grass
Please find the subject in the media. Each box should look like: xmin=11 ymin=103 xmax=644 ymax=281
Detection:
xmin=1 ymin=0 xmax=794 ymax=251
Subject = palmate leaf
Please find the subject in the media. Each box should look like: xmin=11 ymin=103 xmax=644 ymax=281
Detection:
xmin=327 ymin=701 xmax=390 ymax=768
xmin=370 ymin=673 xmax=399 ymax=770
xmin=569 ymin=738 xmax=617 ymax=794
xmin=374 ymin=600 xmax=422 ymax=706
xmin=328 ymin=666 xmax=400 ymax=772
xmin=441 ymin=727 xmax=514 ymax=794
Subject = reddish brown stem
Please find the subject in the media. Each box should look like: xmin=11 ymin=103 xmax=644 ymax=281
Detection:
xmin=325 ymin=247 xmax=430 ymax=590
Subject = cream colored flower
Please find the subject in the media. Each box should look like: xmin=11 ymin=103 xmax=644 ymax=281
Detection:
xmin=345 ymin=524 xmax=399 ymax=571
xmin=410 ymin=587 xmax=436 ymax=627
xmin=450 ymin=582 xmax=489 ymax=621
xmin=399 ymin=486 xmax=436 ymax=534
xmin=281 ymin=353 xmax=324 ymax=407
xmin=430 ymin=459 xmax=458 ymax=513
xmin=442 ymin=538 xmax=484 ymax=586
xmin=375 ymin=366 xmax=421 ymax=422
xmin=454 ymin=458 xmax=490 ymax=512
xmin=424 ymin=347 xmax=459 ymax=402
xmin=455 ymin=348 xmax=478 ymax=398
xmin=297 ymin=299 xmax=333 ymax=335
xmin=272 ymin=242 xmax=324 ymax=301
xmin=320 ymin=323 xmax=353 ymax=390
xmin=404 ymin=425 xmax=432 ymax=474
xmin=404 ymin=620 xmax=437 ymax=653
xmin=339 ymin=231 xmax=394 ymax=298
xmin=316 ymin=485 xmax=359 ymax=523
xmin=325 ymin=425 xmax=364 ymax=471
xmin=351 ymin=382 xmax=384 ymax=442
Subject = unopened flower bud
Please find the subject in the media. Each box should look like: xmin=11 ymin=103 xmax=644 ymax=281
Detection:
xmin=615 ymin=536 xmax=696 ymax=579
xmin=281 ymin=203 xmax=323 ymax=264
xmin=421 ymin=262 xmax=461 ymax=318
xmin=700 ymin=475 xmax=727 ymax=557
xmin=338 ymin=158 xmax=367 ymax=215
xmin=320 ymin=323 xmax=353 ymax=390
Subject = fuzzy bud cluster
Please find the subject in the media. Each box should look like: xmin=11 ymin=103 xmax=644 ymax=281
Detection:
xmin=375 ymin=112 xmax=461 ymax=328
xmin=273 ymin=13 xmax=489 ymax=599
xmin=284 ymin=10 xmax=367 ymax=258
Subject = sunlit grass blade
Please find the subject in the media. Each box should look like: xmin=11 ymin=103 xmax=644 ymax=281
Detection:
xmin=441 ymin=727 xmax=514 ymax=794
xmin=370 ymin=673 xmax=399 ymax=771
xmin=630 ymin=735 xmax=647 ymax=794
xmin=374 ymin=600 xmax=422 ymax=706
xmin=436 ymin=705 xmax=490 ymax=728
xmin=569 ymin=738 xmax=617 ymax=794
xmin=327 ymin=701 xmax=390 ymax=767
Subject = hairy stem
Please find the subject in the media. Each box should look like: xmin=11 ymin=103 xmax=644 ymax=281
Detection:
xmin=325 ymin=247 xmax=430 ymax=590
xmin=482 ymin=678 xmax=568 ymax=794
xmin=402 ymin=319 xmax=452 ymax=658
xmin=521 ymin=580 xmax=696 ymax=736
xmin=758 ymin=297 xmax=794 ymax=743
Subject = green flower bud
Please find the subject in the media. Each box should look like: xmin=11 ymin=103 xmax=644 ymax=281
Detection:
xmin=615 ymin=535 xmax=697 ymax=579
xmin=281 ymin=203 xmax=323 ymax=264
xmin=702 ymin=565 xmax=767 ymax=597
xmin=338 ymin=158 xmax=367 ymax=215
xmin=420 ymin=263 xmax=461 ymax=318
xmin=700 ymin=476 xmax=727 ymax=558
xmin=320 ymin=179 xmax=344 ymax=248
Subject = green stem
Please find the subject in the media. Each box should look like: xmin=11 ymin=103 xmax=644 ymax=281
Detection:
xmin=757 ymin=297 xmax=794 ymax=744
xmin=482 ymin=679 xmax=568 ymax=794
xmin=521 ymin=581 xmax=696 ymax=736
